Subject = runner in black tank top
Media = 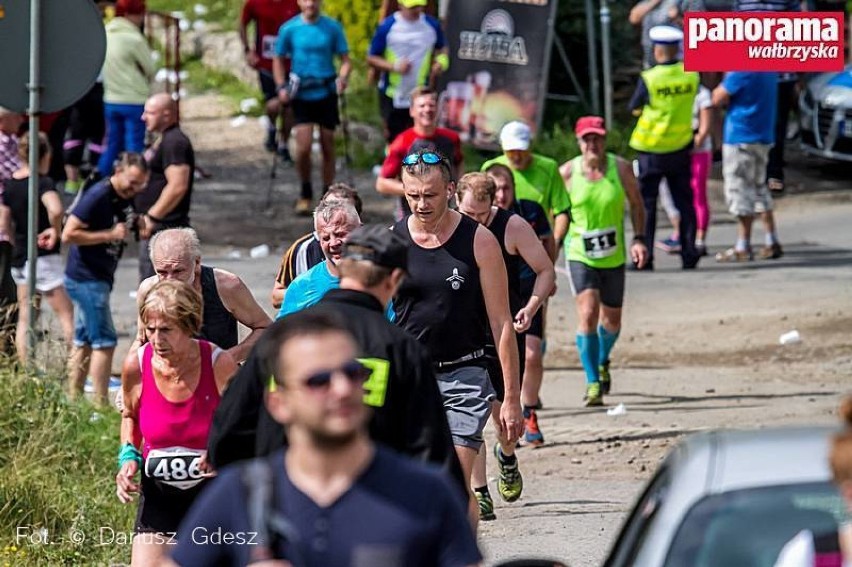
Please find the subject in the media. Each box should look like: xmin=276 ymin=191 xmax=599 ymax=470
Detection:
xmin=395 ymin=151 xmax=523 ymax=528
xmin=456 ymin=172 xmax=556 ymax=520
xmin=199 ymin=265 xmax=238 ymax=350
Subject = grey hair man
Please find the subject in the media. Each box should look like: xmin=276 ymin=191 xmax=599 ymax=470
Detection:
xmin=133 ymin=227 xmax=271 ymax=363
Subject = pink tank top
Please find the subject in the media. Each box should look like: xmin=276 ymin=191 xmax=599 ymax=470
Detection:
xmin=138 ymin=340 xmax=221 ymax=459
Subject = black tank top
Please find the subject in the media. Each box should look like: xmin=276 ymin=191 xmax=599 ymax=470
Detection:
xmin=487 ymin=208 xmax=522 ymax=315
xmin=199 ymin=266 xmax=238 ymax=349
xmin=393 ymin=215 xmax=487 ymax=363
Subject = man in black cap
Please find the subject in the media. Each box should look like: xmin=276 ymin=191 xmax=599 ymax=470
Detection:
xmin=207 ymin=223 xmax=466 ymax=500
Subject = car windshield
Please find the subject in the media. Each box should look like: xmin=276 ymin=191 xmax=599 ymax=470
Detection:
xmin=664 ymin=482 xmax=843 ymax=567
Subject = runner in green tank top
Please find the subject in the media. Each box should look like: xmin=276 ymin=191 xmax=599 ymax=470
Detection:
xmin=560 ymin=117 xmax=648 ymax=407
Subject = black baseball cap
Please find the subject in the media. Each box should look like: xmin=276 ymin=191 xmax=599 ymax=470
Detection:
xmin=342 ymin=224 xmax=408 ymax=270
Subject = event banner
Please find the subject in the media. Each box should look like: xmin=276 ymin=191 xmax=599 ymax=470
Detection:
xmin=438 ymin=0 xmax=558 ymax=149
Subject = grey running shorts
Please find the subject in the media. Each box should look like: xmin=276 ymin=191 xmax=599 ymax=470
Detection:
xmin=436 ymin=364 xmax=496 ymax=450
xmin=568 ymin=261 xmax=626 ymax=308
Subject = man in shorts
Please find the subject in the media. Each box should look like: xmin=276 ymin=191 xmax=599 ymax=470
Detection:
xmin=273 ymin=0 xmax=351 ymax=215
xmin=393 ymin=150 xmax=523 ymax=526
xmin=712 ymin=71 xmax=783 ymax=262
xmin=239 ymin=0 xmax=299 ymax=160
xmin=560 ymin=116 xmax=649 ymax=406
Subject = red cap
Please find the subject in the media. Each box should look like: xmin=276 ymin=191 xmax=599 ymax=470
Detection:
xmin=115 ymin=0 xmax=146 ymax=16
xmin=575 ymin=116 xmax=606 ymax=138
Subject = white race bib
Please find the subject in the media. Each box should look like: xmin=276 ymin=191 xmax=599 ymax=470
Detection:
xmin=145 ymin=447 xmax=205 ymax=490
xmin=582 ymin=227 xmax=618 ymax=259
xmin=261 ymin=35 xmax=277 ymax=60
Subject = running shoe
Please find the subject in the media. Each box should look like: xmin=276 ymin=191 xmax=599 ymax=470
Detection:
xmin=715 ymin=247 xmax=753 ymax=263
xmin=655 ymin=237 xmax=681 ymax=254
xmin=277 ymin=145 xmax=293 ymax=164
xmin=294 ymin=198 xmax=312 ymax=216
xmin=264 ymin=128 xmax=276 ymax=152
xmin=493 ymin=443 xmax=523 ymax=502
xmin=523 ymin=409 xmax=545 ymax=447
xmin=475 ymin=490 xmax=496 ymax=521
xmin=599 ymin=360 xmax=612 ymax=395
xmin=758 ymin=243 xmax=784 ymax=260
xmin=696 ymin=244 xmax=708 ymax=258
xmin=583 ymin=381 xmax=603 ymax=407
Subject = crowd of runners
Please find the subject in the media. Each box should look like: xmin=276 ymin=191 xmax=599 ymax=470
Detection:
xmin=0 ymin=0 xmax=841 ymax=564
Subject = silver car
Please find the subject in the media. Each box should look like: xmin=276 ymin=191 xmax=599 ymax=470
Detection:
xmin=799 ymin=65 xmax=852 ymax=162
xmin=602 ymin=426 xmax=843 ymax=567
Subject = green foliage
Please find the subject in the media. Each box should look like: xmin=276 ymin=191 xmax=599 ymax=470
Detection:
xmin=182 ymin=56 xmax=266 ymax=115
xmin=0 ymin=366 xmax=133 ymax=566
xmin=325 ymin=0 xmax=383 ymax=61
xmin=147 ymin=0 xmax=241 ymax=30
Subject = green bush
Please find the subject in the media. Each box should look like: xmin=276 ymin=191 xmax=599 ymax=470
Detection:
xmin=0 ymin=367 xmax=133 ymax=566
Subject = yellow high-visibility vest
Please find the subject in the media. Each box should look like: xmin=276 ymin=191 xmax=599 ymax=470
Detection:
xmin=629 ymin=62 xmax=699 ymax=154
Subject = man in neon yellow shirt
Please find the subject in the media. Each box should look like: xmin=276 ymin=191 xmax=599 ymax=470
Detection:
xmin=481 ymin=121 xmax=569 ymax=443
xmin=628 ymin=25 xmax=699 ymax=270
xmin=561 ymin=116 xmax=648 ymax=406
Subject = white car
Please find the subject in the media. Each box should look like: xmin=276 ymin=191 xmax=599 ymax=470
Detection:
xmin=799 ymin=65 xmax=852 ymax=162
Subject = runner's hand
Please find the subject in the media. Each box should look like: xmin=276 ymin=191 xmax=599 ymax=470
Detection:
xmin=631 ymin=241 xmax=649 ymax=269
xmin=513 ymin=307 xmax=532 ymax=333
xmin=500 ymin=398 xmax=524 ymax=442
xmin=37 ymin=227 xmax=58 ymax=249
xmin=198 ymin=451 xmax=217 ymax=478
xmin=116 ymin=461 xmax=140 ymax=503
xmin=112 ymin=222 xmax=128 ymax=242
xmin=336 ymin=76 xmax=348 ymax=94
xmin=246 ymin=50 xmax=260 ymax=69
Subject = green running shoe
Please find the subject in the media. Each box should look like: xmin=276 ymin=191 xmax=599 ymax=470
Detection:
xmin=475 ymin=490 xmax=496 ymax=521
xmin=493 ymin=443 xmax=523 ymax=502
xmin=599 ymin=360 xmax=611 ymax=395
xmin=584 ymin=381 xmax=603 ymax=407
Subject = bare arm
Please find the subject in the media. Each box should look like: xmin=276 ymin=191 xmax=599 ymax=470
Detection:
xmin=214 ymin=269 xmax=272 ymax=364
xmin=366 ymin=54 xmax=398 ymax=73
xmin=694 ymin=106 xmax=713 ymax=150
xmin=712 ymin=83 xmax=730 ymax=108
xmin=117 ymin=351 xmax=143 ymax=503
xmin=128 ymin=276 xmax=156 ymax=358
xmin=38 ymin=191 xmax=64 ymax=249
xmin=337 ymin=54 xmax=352 ymax=94
xmin=629 ymin=0 xmax=662 ymax=25
xmin=212 ymin=349 xmax=239 ymax=394
xmin=272 ymin=55 xmax=287 ymax=88
xmin=617 ymin=158 xmax=649 ymax=268
xmin=376 ymin=175 xmax=405 ymax=197
xmin=142 ymin=164 xmax=191 ymax=232
xmin=61 ymin=214 xmax=126 ymax=246
xmin=474 ymin=226 xmax=523 ymax=441
xmin=506 ymin=216 xmax=555 ymax=332
xmin=552 ymin=213 xmax=569 ymax=259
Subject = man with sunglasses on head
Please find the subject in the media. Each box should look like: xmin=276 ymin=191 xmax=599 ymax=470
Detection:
xmin=393 ymin=150 xmax=524 ymax=527
xmin=207 ymin=225 xmax=466 ymax=503
xmin=560 ymin=116 xmax=649 ymax=407
xmin=170 ymin=311 xmax=481 ymax=567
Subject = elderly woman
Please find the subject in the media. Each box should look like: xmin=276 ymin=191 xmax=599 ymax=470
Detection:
xmin=116 ymin=280 xmax=237 ymax=566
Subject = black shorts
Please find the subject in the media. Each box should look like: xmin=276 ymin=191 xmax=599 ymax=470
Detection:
xmin=292 ymin=93 xmax=339 ymax=130
xmin=135 ymin=474 xmax=207 ymax=535
xmin=258 ymin=69 xmax=277 ymax=102
xmin=518 ymin=277 xmax=544 ymax=338
xmin=568 ymin=261 xmax=626 ymax=308
xmin=379 ymin=94 xmax=414 ymax=143
xmin=485 ymin=332 xmax=526 ymax=402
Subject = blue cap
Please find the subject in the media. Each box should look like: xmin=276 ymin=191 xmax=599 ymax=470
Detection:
xmin=649 ymin=25 xmax=684 ymax=45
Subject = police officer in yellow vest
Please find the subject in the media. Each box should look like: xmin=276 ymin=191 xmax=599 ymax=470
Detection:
xmin=628 ymin=25 xmax=700 ymax=270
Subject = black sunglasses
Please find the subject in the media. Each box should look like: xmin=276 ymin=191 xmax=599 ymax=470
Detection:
xmin=302 ymin=360 xmax=372 ymax=390
xmin=402 ymin=151 xmax=448 ymax=168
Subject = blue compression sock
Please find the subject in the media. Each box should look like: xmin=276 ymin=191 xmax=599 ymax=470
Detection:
xmin=576 ymin=333 xmax=600 ymax=384
xmin=598 ymin=324 xmax=620 ymax=366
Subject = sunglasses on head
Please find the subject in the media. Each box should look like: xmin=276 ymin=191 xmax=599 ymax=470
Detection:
xmin=302 ymin=360 xmax=372 ymax=390
xmin=402 ymin=151 xmax=447 ymax=167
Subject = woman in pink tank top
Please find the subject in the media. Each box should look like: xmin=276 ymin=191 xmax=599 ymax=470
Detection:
xmin=115 ymin=280 xmax=237 ymax=567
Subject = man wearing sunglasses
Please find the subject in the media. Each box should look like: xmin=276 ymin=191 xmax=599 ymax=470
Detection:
xmin=393 ymin=150 xmax=524 ymax=527
xmin=207 ymin=225 xmax=465 ymax=503
xmin=171 ymin=311 xmax=481 ymax=567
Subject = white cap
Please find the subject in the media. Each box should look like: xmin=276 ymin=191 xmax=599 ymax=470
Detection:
xmin=649 ymin=25 xmax=684 ymax=45
xmin=499 ymin=121 xmax=532 ymax=152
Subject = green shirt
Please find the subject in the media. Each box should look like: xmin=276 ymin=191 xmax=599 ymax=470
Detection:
xmin=481 ymin=154 xmax=570 ymax=218
xmin=566 ymin=153 xmax=627 ymax=269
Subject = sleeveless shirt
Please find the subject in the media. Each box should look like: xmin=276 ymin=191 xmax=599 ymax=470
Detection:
xmin=200 ymin=266 xmax=238 ymax=349
xmin=486 ymin=207 xmax=522 ymax=315
xmin=393 ymin=215 xmax=487 ymax=363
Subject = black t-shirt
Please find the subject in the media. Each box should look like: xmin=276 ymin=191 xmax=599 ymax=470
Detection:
xmin=135 ymin=125 xmax=195 ymax=226
xmin=3 ymin=176 xmax=60 ymax=267
xmin=392 ymin=215 xmax=487 ymax=363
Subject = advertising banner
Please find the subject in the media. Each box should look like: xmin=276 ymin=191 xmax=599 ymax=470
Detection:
xmin=438 ymin=0 xmax=558 ymax=149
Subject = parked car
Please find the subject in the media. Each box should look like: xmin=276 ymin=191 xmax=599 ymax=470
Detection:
xmin=799 ymin=66 xmax=852 ymax=162
xmin=602 ymin=426 xmax=843 ymax=567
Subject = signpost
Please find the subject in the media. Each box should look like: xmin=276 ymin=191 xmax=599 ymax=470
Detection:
xmin=438 ymin=0 xmax=559 ymax=149
xmin=0 ymin=0 xmax=105 ymax=355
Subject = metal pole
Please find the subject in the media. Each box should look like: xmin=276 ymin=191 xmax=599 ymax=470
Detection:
xmin=584 ymin=0 xmax=600 ymax=115
xmin=600 ymin=0 xmax=613 ymax=127
xmin=26 ymin=0 xmax=42 ymax=356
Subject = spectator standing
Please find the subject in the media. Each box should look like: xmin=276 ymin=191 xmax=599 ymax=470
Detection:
xmin=239 ymin=0 xmax=300 ymax=161
xmin=629 ymin=0 xmax=706 ymax=69
xmin=712 ymin=72 xmax=783 ymax=262
xmin=4 ymin=133 xmax=74 ymax=363
xmin=273 ymin=0 xmax=352 ymax=215
xmin=136 ymin=93 xmax=196 ymax=282
xmin=98 ymin=0 xmax=154 ymax=176
xmin=376 ymin=87 xmax=463 ymax=220
xmin=62 ymin=152 xmax=149 ymax=404
xmin=0 ymin=108 xmax=24 ymax=354
xmin=367 ymin=0 xmax=449 ymax=144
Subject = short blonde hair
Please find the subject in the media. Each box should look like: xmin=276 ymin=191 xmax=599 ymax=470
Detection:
xmin=456 ymin=172 xmax=495 ymax=203
xmin=139 ymin=280 xmax=203 ymax=337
